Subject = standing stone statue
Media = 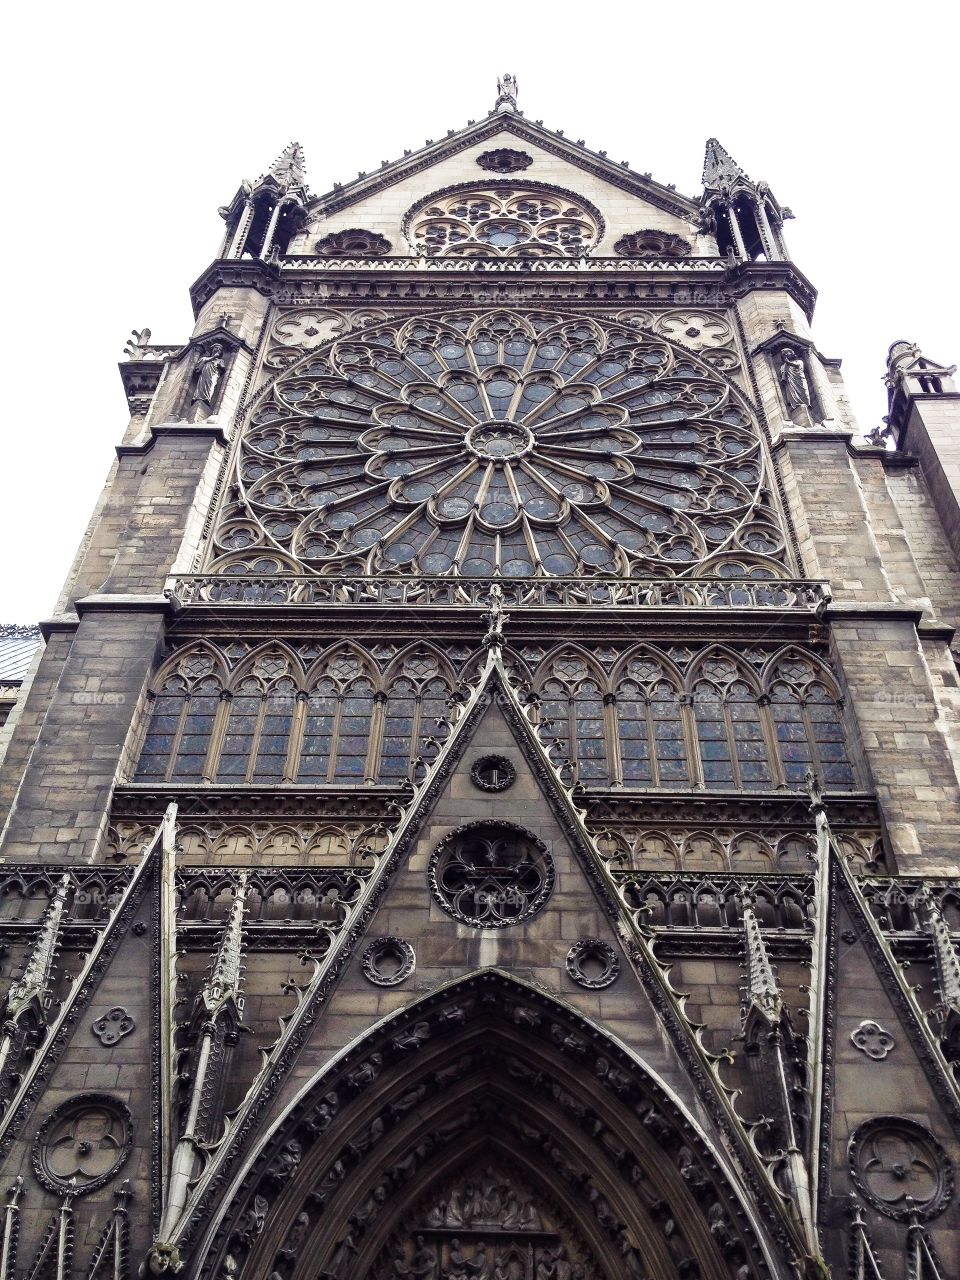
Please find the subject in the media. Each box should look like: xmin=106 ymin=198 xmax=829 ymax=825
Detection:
xmin=778 ymin=346 xmax=812 ymax=411
xmin=191 ymin=342 xmax=225 ymax=416
xmin=495 ymin=73 xmax=519 ymax=111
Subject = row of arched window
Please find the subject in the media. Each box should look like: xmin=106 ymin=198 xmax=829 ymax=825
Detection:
xmin=132 ymin=643 xmax=858 ymax=791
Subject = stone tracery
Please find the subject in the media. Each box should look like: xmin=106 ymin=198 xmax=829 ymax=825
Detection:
xmin=406 ymin=187 xmax=600 ymax=258
xmin=212 ymin=309 xmax=788 ymax=582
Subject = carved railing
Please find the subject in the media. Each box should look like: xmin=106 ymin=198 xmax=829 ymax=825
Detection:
xmin=175 ymin=866 xmax=372 ymax=927
xmin=281 ymin=254 xmax=729 ymax=274
xmin=614 ymin=870 xmax=815 ymax=933
xmin=168 ymin=574 xmax=830 ymax=611
xmin=861 ymin=879 xmax=960 ymax=935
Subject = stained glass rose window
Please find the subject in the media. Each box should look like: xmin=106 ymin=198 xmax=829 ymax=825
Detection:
xmin=212 ymin=309 xmax=787 ymax=581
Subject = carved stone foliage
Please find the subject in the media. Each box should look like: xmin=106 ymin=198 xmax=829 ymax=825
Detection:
xmin=362 ymin=937 xmax=416 ymax=987
xmin=614 ymin=230 xmax=692 ymax=258
xmin=315 ymin=229 xmax=392 ymax=257
xmin=850 ymin=1020 xmax=895 ymax=1060
xmin=848 ymin=1117 xmax=953 ymax=1221
xmin=32 ymin=1094 xmax=132 ymax=1196
xmin=428 ymin=823 xmax=555 ymax=928
xmin=213 ymin=307 xmax=787 ymax=582
xmin=200 ymin=974 xmax=771 ymax=1280
xmin=469 ymin=754 xmax=516 ymax=793
xmin=91 ymin=1007 xmax=135 ymax=1046
xmin=406 ymin=185 xmax=601 ymax=257
xmin=476 ymin=148 xmax=534 ymax=174
xmin=565 ymin=939 xmax=620 ymax=989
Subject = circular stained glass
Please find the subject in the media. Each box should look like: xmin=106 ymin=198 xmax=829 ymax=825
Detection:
xmin=429 ymin=822 xmax=554 ymax=928
xmin=214 ymin=309 xmax=786 ymax=580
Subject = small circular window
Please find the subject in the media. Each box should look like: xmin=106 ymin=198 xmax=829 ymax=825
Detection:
xmin=470 ymin=754 xmax=517 ymax=793
xmin=429 ymin=822 xmax=554 ymax=927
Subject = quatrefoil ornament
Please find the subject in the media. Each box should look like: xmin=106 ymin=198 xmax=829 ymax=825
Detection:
xmin=850 ymin=1019 xmax=895 ymax=1060
xmin=92 ymin=1006 xmax=135 ymax=1046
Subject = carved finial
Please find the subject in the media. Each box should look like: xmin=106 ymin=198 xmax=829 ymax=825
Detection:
xmin=122 ymin=329 xmax=152 ymax=358
xmin=804 ymin=768 xmax=825 ymax=814
xmin=741 ymin=903 xmax=783 ymax=1027
xmin=262 ymin=141 xmax=309 ymax=193
xmin=701 ymin=137 xmax=749 ymax=192
xmin=201 ymin=873 xmax=248 ymax=1020
xmin=495 ymin=72 xmax=519 ymax=113
xmin=481 ymin=583 xmax=510 ymax=649
xmin=920 ymin=889 xmax=960 ymax=1015
xmin=4 ymin=874 xmax=71 ymax=1023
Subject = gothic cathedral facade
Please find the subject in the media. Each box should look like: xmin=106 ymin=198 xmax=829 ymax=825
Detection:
xmin=0 ymin=77 xmax=959 ymax=1280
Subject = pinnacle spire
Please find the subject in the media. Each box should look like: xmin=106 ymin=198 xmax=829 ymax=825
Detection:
xmin=741 ymin=903 xmax=783 ymax=1027
xmin=701 ymin=138 xmax=750 ymax=192
xmin=200 ymin=872 xmax=248 ymax=1020
xmin=3 ymin=874 xmax=71 ymax=1023
xmin=258 ymin=141 xmax=309 ymax=194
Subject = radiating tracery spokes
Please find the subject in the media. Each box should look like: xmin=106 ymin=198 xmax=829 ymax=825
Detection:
xmin=213 ymin=309 xmax=789 ymax=580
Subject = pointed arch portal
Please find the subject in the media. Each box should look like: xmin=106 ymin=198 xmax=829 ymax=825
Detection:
xmin=198 ymin=973 xmax=781 ymax=1280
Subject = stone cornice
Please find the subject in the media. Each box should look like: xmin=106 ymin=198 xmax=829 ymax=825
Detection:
xmin=188 ymin=255 xmax=817 ymax=320
xmin=115 ymin=422 xmax=227 ymax=457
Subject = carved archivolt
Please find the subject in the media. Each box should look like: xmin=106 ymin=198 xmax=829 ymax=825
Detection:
xmin=198 ymin=974 xmax=774 ymax=1280
xmin=212 ymin=307 xmax=786 ymax=581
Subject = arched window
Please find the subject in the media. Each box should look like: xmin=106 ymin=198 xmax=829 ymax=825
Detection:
xmin=216 ymin=676 xmax=297 ymax=784
xmin=135 ymin=661 xmax=224 ymax=783
xmin=614 ymin=678 xmax=689 ymax=787
xmin=767 ymin=654 xmax=855 ymax=790
xmin=692 ymin=669 xmax=771 ymax=791
xmin=538 ymin=655 xmax=609 ymax=783
xmin=332 ymin=678 xmax=376 ymax=781
xmin=381 ymin=675 xmax=451 ymax=781
xmin=297 ymin=677 xmax=337 ymax=781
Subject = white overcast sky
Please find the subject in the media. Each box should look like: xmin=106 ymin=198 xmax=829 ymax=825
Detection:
xmin=1 ymin=2 xmax=957 ymax=623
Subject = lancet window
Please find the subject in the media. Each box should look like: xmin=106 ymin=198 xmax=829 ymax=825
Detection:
xmin=530 ymin=646 xmax=856 ymax=791
xmin=133 ymin=646 xmax=454 ymax=786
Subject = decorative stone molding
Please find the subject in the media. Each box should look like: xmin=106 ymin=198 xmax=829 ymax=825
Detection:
xmin=848 ymin=1117 xmax=953 ymax=1221
xmin=316 ymin=229 xmax=392 ymax=257
xmin=614 ymin=230 xmax=691 ymax=257
xmin=850 ymin=1020 xmax=895 ymax=1060
xmin=476 ymin=148 xmax=533 ymax=174
xmin=565 ymin=939 xmax=620 ymax=989
xmin=32 ymin=1094 xmax=132 ymax=1196
xmin=428 ymin=822 xmax=555 ymax=928
xmin=361 ymin=937 xmax=416 ymax=987
xmin=92 ymin=1007 xmax=135 ymax=1046
xmin=469 ymin=754 xmax=516 ymax=793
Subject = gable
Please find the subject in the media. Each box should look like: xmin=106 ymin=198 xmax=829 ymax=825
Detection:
xmin=293 ymin=124 xmax=707 ymax=257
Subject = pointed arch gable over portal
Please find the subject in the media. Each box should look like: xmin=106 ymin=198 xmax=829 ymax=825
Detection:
xmin=196 ymin=972 xmax=787 ymax=1280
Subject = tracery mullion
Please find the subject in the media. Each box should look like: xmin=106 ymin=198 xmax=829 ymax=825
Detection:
xmin=326 ymin=697 xmax=345 ymax=784
xmin=202 ymin=691 xmax=233 ymax=784
xmin=161 ymin=695 xmax=189 ymax=785
xmin=283 ymin=692 xmax=308 ymax=783
xmin=243 ymin=694 xmax=268 ymax=785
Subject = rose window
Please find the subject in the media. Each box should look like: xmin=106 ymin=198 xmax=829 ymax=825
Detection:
xmin=407 ymin=187 xmax=600 ymax=258
xmin=429 ymin=822 xmax=554 ymax=927
xmin=213 ymin=309 xmax=787 ymax=580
